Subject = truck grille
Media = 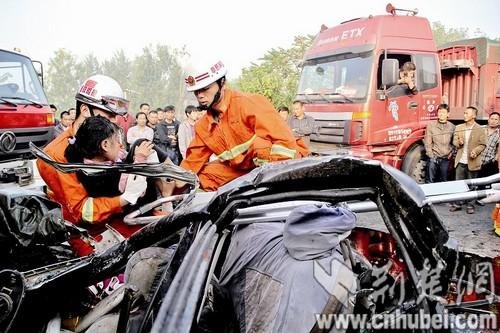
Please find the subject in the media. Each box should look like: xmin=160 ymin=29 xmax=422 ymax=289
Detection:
xmin=0 ymin=126 xmax=54 ymax=160
xmin=311 ymin=119 xmax=349 ymax=144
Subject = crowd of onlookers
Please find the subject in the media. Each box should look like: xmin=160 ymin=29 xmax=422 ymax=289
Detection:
xmin=276 ymin=100 xmax=316 ymax=146
xmin=424 ymin=104 xmax=499 ymax=215
xmin=51 ymin=104 xmax=76 ymax=137
xmin=282 ymin=101 xmax=500 ymax=215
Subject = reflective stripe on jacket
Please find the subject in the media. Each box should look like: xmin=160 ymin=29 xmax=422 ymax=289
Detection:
xmin=181 ymin=88 xmax=308 ymax=179
xmin=37 ymin=125 xmax=123 ymax=224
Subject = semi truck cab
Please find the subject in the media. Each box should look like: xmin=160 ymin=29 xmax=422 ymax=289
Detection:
xmin=298 ymin=5 xmax=442 ymax=181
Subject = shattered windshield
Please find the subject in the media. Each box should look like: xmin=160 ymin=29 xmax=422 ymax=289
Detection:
xmin=0 ymin=51 xmax=48 ymax=105
xmin=297 ymin=51 xmax=373 ymax=102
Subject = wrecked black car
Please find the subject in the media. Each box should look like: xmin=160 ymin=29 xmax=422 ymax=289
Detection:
xmin=1 ymin=154 xmax=499 ymax=332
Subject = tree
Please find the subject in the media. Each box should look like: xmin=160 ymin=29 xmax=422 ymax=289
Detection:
xmin=156 ymin=45 xmax=187 ymax=111
xmin=46 ymin=48 xmax=79 ymax=112
xmin=128 ymin=44 xmax=186 ymax=113
xmin=75 ymin=53 xmax=102 ymax=86
xmin=45 ymin=45 xmax=187 ymax=116
xmin=234 ymin=35 xmax=315 ymax=107
xmin=432 ymin=21 xmax=469 ymax=47
xmin=431 ymin=21 xmax=500 ymax=46
xmin=103 ymin=50 xmax=132 ymax=100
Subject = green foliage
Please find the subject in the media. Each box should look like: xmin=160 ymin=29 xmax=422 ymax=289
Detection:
xmin=234 ymin=35 xmax=315 ymax=108
xmin=127 ymin=45 xmax=187 ymax=112
xmin=46 ymin=49 xmax=79 ymax=113
xmin=75 ymin=54 xmax=101 ymax=84
xmin=432 ymin=21 xmax=469 ymax=47
xmin=102 ymin=50 xmax=131 ymax=89
xmin=432 ymin=21 xmax=500 ymax=45
xmin=158 ymin=45 xmax=187 ymax=112
xmin=46 ymin=44 xmax=187 ymax=114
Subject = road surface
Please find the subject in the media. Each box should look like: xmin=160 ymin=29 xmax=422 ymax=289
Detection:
xmin=357 ymin=202 xmax=500 ymax=258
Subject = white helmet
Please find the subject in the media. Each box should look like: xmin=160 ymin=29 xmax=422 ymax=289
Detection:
xmin=185 ymin=60 xmax=227 ymax=92
xmin=75 ymin=74 xmax=129 ymax=116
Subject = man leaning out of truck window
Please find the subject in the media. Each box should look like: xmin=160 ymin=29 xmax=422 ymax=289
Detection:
xmin=386 ymin=61 xmax=418 ymax=98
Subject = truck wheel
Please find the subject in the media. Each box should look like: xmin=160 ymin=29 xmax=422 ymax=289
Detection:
xmin=401 ymin=145 xmax=427 ymax=184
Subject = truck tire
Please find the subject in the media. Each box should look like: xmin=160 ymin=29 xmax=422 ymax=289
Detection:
xmin=401 ymin=145 xmax=427 ymax=184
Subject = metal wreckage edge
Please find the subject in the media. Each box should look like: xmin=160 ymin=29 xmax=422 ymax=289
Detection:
xmin=3 ymin=152 xmax=500 ymax=332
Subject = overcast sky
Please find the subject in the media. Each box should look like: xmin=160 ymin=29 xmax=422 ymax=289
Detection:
xmin=2 ymin=0 xmax=499 ymax=78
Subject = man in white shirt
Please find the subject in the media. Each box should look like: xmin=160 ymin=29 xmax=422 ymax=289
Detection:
xmin=178 ymin=105 xmax=200 ymax=159
xmin=126 ymin=112 xmax=154 ymax=145
xmin=449 ymin=106 xmax=486 ymax=214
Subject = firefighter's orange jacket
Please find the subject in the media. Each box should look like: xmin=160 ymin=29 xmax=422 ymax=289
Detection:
xmin=180 ymin=88 xmax=308 ymax=189
xmin=37 ymin=125 xmax=124 ymax=225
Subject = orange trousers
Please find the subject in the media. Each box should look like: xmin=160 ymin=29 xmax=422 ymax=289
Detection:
xmin=198 ymin=161 xmax=248 ymax=191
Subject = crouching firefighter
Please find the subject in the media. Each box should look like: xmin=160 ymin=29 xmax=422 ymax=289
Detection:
xmin=180 ymin=60 xmax=308 ymax=191
xmin=37 ymin=75 xmax=148 ymax=256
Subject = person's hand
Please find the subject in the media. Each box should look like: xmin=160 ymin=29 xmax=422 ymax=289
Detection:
xmin=458 ymin=136 xmax=464 ymax=146
xmin=121 ymin=175 xmax=147 ymax=205
xmin=479 ymin=184 xmax=500 ymax=204
xmin=406 ymin=77 xmax=415 ymax=90
xmin=470 ymin=150 xmax=477 ymax=159
xmin=134 ymin=141 xmax=155 ymax=159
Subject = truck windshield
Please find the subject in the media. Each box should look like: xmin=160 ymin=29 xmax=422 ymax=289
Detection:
xmin=0 ymin=51 xmax=48 ymax=105
xmin=297 ymin=51 xmax=372 ymax=102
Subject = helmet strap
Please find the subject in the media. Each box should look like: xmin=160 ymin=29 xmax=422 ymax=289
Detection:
xmin=202 ymin=77 xmax=225 ymax=112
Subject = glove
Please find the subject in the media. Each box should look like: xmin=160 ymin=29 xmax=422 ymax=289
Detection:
xmin=479 ymin=183 xmax=500 ymax=204
xmin=492 ymin=183 xmax=500 ymax=190
xmin=146 ymin=151 xmax=160 ymax=163
xmin=479 ymin=192 xmax=500 ymax=204
xmin=121 ymin=174 xmax=147 ymax=205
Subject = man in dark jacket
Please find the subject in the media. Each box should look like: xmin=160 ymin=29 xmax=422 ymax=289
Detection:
xmin=154 ymin=105 xmax=181 ymax=165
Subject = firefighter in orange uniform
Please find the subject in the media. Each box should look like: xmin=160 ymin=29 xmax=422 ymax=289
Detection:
xmin=37 ymin=75 xmax=144 ymax=256
xmin=180 ymin=60 xmax=308 ymax=191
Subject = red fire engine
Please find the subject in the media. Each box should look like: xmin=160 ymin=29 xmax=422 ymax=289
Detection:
xmin=0 ymin=49 xmax=54 ymax=160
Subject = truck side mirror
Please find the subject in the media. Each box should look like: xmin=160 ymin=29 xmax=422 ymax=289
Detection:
xmin=382 ymin=59 xmax=398 ymax=87
xmin=32 ymin=60 xmax=44 ymax=87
